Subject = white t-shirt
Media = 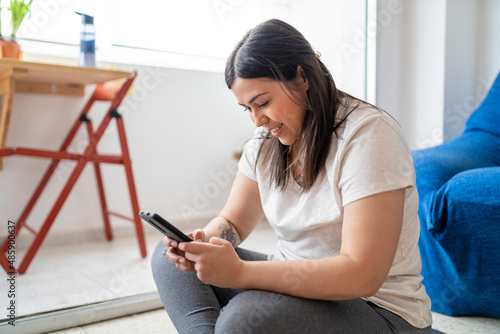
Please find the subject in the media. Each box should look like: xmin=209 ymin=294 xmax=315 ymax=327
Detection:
xmin=238 ymin=99 xmax=432 ymax=328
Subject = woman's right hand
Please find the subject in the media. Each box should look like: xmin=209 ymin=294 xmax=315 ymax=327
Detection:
xmin=164 ymin=229 xmax=206 ymax=271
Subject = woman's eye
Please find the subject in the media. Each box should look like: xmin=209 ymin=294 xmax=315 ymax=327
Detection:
xmin=242 ymin=101 xmax=268 ymax=112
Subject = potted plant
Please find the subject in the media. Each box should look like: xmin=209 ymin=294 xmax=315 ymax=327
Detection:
xmin=0 ymin=0 xmax=34 ymax=59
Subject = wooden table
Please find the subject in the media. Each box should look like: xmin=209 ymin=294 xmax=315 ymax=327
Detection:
xmin=0 ymin=59 xmax=133 ymax=170
xmin=0 ymin=59 xmax=147 ymax=274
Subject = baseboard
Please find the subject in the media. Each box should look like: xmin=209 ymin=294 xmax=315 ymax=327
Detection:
xmin=0 ymin=291 xmax=163 ymax=334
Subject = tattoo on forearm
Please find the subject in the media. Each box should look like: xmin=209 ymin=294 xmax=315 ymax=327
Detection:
xmin=218 ymin=220 xmax=238 ymax=247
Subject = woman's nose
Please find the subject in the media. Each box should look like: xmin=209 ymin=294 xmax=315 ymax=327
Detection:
xmin=252 ymin=110 xmax=269 ymax=128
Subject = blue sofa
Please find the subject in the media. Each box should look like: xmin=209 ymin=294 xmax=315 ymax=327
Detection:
xmin=412 ymin=72 xmax=500 ymax=317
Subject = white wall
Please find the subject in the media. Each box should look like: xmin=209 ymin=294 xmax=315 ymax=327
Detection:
xmin=0 ymin=63 xmax=255 ymax=232
xmin=476 ymin=0 xmax=500 ymax=83
xmin=443 ymin=0 xmax=500 ymax=140
xmin=376 ymin=0 xmax=447 ymax=150
xmin=289 ymin=0 xmax=367 ymax=99
xmin=376 ymin=0 xmax=500 ymax=149
xmin=442 ymin=0 xmax=478 ymax=141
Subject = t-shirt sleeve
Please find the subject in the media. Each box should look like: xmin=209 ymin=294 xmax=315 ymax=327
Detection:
xmin=338 ymin=115 xmax=415 ymax=206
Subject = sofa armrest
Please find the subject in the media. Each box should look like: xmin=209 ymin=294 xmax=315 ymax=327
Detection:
xmin=413 ymin=131 xmax=500 ymax=200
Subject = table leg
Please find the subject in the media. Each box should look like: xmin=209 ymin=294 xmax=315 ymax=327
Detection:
xmin=115 ymin=115 xmax=147 ymax=257
xmin=0 ymin=69 xmax=14 ymax=171
xmin=84 ymin=118 xmax=113 ymax=241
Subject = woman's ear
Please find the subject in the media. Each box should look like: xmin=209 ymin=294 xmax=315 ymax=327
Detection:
xmin=295 ymin=65 xmax=309 ymax=91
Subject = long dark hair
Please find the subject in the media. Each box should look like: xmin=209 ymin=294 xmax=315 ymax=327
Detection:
xmin=225 ymin=19 xmax=356 ymax=191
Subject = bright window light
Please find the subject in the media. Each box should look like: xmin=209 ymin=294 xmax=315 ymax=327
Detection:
xmin=17 ymin=0 xmax=369 ymax=99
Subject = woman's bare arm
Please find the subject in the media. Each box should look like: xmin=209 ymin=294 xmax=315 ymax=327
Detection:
xmin=202 ymin=170 xmax=264 ymax=247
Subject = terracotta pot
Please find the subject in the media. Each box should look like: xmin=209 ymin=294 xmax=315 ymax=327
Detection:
xmin=0 ymin=38 xmax=22 ymax=59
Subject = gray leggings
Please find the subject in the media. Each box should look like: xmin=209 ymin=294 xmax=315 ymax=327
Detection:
xmin=151 ymin=241 xmax=431 ymax=334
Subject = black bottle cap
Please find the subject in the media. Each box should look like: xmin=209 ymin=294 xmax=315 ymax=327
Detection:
xmin=75 ymin=12 xmax=94 ymax=24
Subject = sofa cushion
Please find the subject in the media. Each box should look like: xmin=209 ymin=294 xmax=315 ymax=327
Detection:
xmin=465 ymin=72 xmax=500 ymax=136
xmin=417 ymin=167 xmax=500 ymax=317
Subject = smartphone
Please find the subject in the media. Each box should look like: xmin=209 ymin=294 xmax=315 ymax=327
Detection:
xmin=139 ymin=211 xmax=192 ymax=242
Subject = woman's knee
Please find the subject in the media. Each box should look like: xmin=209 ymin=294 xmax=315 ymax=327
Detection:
xmin=215 ymin=290 xmax=287 ymax=334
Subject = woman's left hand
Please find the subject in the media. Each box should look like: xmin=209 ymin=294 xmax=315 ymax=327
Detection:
xmin=179 ymin=237 xmax=245 ymax=288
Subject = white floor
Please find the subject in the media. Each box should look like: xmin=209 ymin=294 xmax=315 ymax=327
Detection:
xmin=0 ymin=219 xmax=499 ymax=334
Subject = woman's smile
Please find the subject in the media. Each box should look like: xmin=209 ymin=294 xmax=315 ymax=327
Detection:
xmin=266 ymin=123 xmax=284 ymax=136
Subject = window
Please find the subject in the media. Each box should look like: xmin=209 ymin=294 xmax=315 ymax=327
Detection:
xmin=19 ymin=0 xmax=369 ymax=98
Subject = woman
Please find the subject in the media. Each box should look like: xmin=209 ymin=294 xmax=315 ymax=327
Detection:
xmin=152 ymin=19 xmax=432 ymax=333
